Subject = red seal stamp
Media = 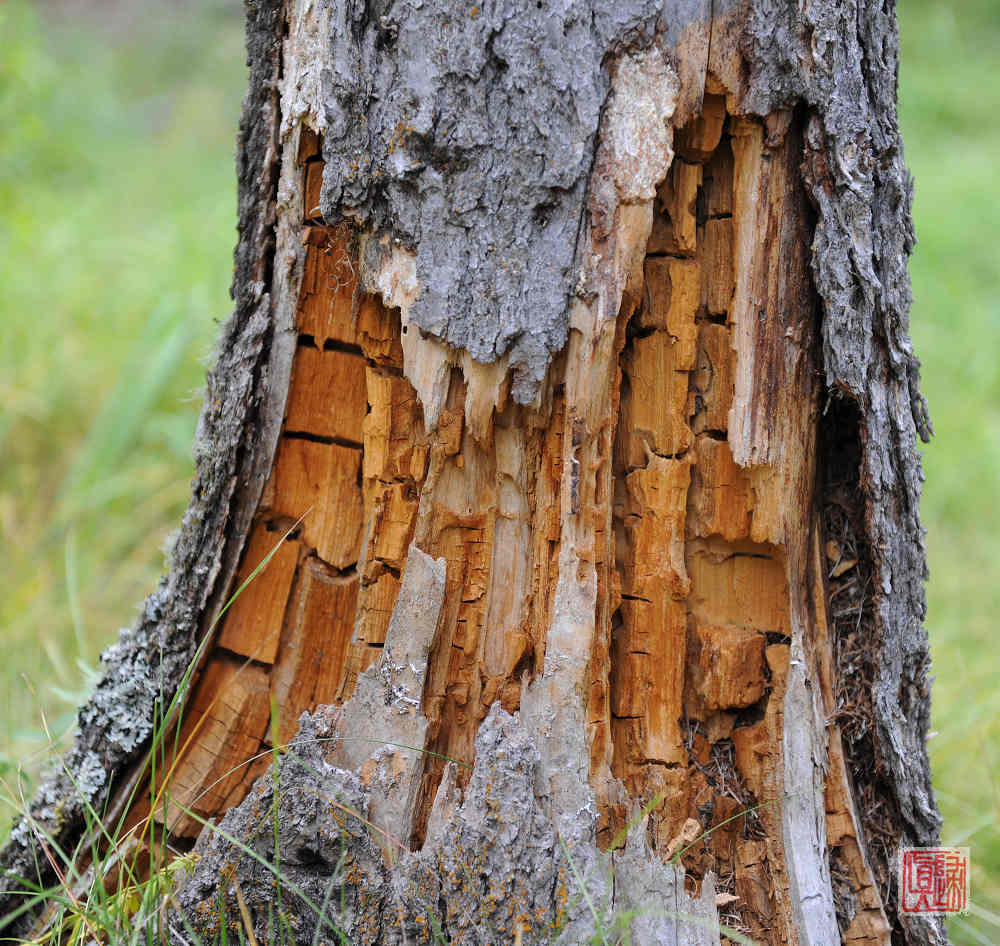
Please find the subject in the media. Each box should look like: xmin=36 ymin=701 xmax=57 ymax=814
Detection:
xmin=899 ymin=847 xmax=969 ymax=915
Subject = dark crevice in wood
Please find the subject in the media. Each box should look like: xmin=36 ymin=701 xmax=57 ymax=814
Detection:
xmin=322 ymin=337 xmax=365 ymax=356
xmin=262 ymin=517 xmax=303 ymax=539
xmin=731 ymin=693 xmax=771 ymax=729
xmin=820 ymin=390 xmax=901 ymax=908
xmin=300 ymin=554 xmax=359 ymax=580
xmin=282 ymin=430 xmax=364 ymax=451
xmin=212 ymin=646 xmax=273 ymax=670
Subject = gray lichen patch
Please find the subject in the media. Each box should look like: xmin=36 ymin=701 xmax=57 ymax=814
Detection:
xmin=321 ymin=0 xmax=666 ymax=404
xmin=77 ymin=626 xmax=158 ymax=756
xmin=173 ymin=704 xmax=721 ymax=946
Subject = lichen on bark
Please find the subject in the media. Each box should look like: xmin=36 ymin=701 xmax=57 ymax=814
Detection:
xmin=172 ymin=704 xmax=721 ymax=946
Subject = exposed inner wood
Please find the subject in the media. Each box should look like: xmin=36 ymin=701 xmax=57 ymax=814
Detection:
xmin=135 ymin=93 xmax=890 ymax=945
xmin=592 ymin=103 xmax=805 ymax=944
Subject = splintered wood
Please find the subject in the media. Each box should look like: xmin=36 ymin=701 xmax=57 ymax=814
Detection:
xmin=600 ymin=99 xmax=809 ymax=945
xmin=598 ymin=96 xmax=886 ymax=946
xmin=155 ymin=132 xmax=563 ymax=852
xmin=153 ymin=143 xmax=379 ymax=837
xmin=152 ymin=94 xmax=888 ymax=946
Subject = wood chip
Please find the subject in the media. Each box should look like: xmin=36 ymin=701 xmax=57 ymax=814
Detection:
xmin=830 ymin=557 xmax=858 ymax=578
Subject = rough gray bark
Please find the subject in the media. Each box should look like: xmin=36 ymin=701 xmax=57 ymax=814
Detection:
xmin=323 ymin=0 xmax=662 ymax=402
xmin=1 ymin=1 xmax=943 ymax=944
xmin=173 ymin=703 xmax=722 ymax=945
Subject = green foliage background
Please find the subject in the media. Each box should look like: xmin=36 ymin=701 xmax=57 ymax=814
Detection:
xmin=0 ymin=0 xmax=996 ymax=941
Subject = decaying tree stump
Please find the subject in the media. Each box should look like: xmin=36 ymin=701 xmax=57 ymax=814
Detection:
xmin=2 ymin=1 xmax=944 ymax=943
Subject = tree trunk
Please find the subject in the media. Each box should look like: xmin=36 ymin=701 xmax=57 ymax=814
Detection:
xmin=1 ymin=1 xmax=944 ymax=944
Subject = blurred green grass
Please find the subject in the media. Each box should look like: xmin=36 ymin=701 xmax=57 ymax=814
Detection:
xmin=899 ymin=1 xmax=1000 ymax=941
xmin=0 ymin=0 xmax=245 ymax=792
xmin=0 ymin=0 xmax=997 ymax=942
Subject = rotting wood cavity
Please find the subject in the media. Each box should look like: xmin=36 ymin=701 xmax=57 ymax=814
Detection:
xmin=593 ymin=93 xmax=893 ymax=946
xmin=597 ymin=97 xmax=793 ymax=945
xmin=821 ymin=392 xmax=903 ymax=926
